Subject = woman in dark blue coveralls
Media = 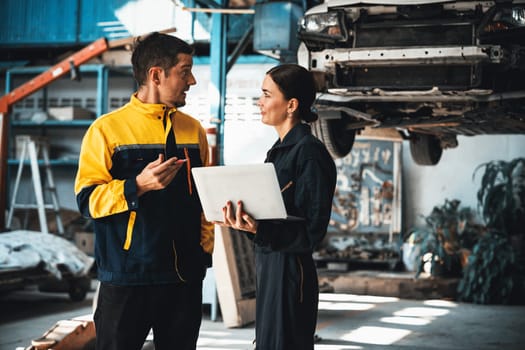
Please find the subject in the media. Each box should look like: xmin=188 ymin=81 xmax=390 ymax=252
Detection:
xmin=219 ymin=64 xmax=337 ymax=350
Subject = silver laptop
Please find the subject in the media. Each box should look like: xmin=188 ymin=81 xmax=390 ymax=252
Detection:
xmin=192 ymin=163 xmax=293 ymax=222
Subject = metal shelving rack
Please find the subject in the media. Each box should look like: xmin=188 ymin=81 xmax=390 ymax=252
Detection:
xmin=5 ymin=64 xmax=109 ymax=118
xmin=5 ymin=64 xmax=132 ymax=166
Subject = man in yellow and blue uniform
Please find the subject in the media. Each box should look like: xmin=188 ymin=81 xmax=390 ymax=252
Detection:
xmin=74 ymin=32 xmax=213 ymax=350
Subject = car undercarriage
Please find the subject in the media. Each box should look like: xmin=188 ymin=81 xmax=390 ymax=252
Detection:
xmin=298 ymin=0 xmax=525 ymax=165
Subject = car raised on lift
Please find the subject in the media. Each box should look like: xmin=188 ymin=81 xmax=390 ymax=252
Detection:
xmin=297 ymin=0 xmax=525 ymax=165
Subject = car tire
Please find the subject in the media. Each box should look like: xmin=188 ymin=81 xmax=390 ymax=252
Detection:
xmin=68 ymin=278 xmax=90 ymax=302
xmin=312 ymin=117 xmax=356 ymax=159
xmin=409 ymin=133 xmax=442 ymax=166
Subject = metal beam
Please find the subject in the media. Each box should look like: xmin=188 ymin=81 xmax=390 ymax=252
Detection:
xmin=227 ymin=24 xmax=254 ymax=74
xmin=210 ymin=0 xmax=228 ymax=165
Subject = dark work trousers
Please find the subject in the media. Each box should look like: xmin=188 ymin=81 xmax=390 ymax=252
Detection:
xmin=254 ymin=251 xmax=319 ymax=350
xmin=94 ymin=281 xmax=203 ymax=350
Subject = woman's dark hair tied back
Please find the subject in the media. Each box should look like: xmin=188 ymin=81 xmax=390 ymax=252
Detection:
xmin=300 ymin=107 xmax=318 ymax=123
xmin=266 ymin=64 xmax=318 ymax=123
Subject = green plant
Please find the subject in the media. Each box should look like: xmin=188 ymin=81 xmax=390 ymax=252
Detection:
xmin=457 ymin=157 xmax=525 ymax=304
xmin=475 ymin=158 xmax=525 ymax=237
xmin=457 ymin=233 xmax=519 ymax=304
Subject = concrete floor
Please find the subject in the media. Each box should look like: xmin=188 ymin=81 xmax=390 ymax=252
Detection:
xmin=1 ymin=283 xmax=524 ymax=350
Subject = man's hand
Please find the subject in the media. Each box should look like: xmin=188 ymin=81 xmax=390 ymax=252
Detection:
xmin=136 ymin=154 xmax=185 ymax=196
xmin=214 ymin=200 xmax=258 ymax=234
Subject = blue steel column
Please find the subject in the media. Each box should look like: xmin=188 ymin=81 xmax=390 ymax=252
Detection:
xmin=210 ymin=0 xmax=227 ymax=165
xmin=188 ymin=0 xmax=196 ymax=39
xmin=97 ymin=65 xmax=109 ymax=116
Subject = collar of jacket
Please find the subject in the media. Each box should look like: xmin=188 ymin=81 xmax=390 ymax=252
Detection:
xmin=272 ymin=122 xmax=312 ymax=150
xmin=129 ymin=93 xmax=178 ymax=120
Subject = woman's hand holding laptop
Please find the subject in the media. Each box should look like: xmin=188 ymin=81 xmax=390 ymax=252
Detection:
xmin=214 ymin=200 xmax=258 ymax=234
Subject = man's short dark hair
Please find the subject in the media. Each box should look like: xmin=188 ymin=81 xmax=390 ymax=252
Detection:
xmin=131 ymin=32 xmax=194 ymax=86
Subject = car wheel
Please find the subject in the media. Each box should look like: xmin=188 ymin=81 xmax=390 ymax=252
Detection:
xmin=312 ymin=117 xmax=356 ymax=158
xmin=68 ymin=279 xmax=90 ymax=302
xmin=409 ymin=133 xmax=443 ymax=166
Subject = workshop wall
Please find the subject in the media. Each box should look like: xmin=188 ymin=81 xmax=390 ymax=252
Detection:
xmin=402 ymin=134 xmax=525 ymax=229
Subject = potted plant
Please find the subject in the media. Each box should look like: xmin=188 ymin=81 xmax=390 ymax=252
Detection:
xmin=475 ymin=158 xmax=525 ymax=247
xmin=409 ymin=199 xmax=481 ymax=278
xmin=457 ymin=157 xmax=525 ymax=304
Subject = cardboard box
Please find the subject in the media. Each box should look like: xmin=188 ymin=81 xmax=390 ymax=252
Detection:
xmin=74 ymin=232 xmax=95 ymax=256
xmin=48 ymin=107 xmax=94 ymax=121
